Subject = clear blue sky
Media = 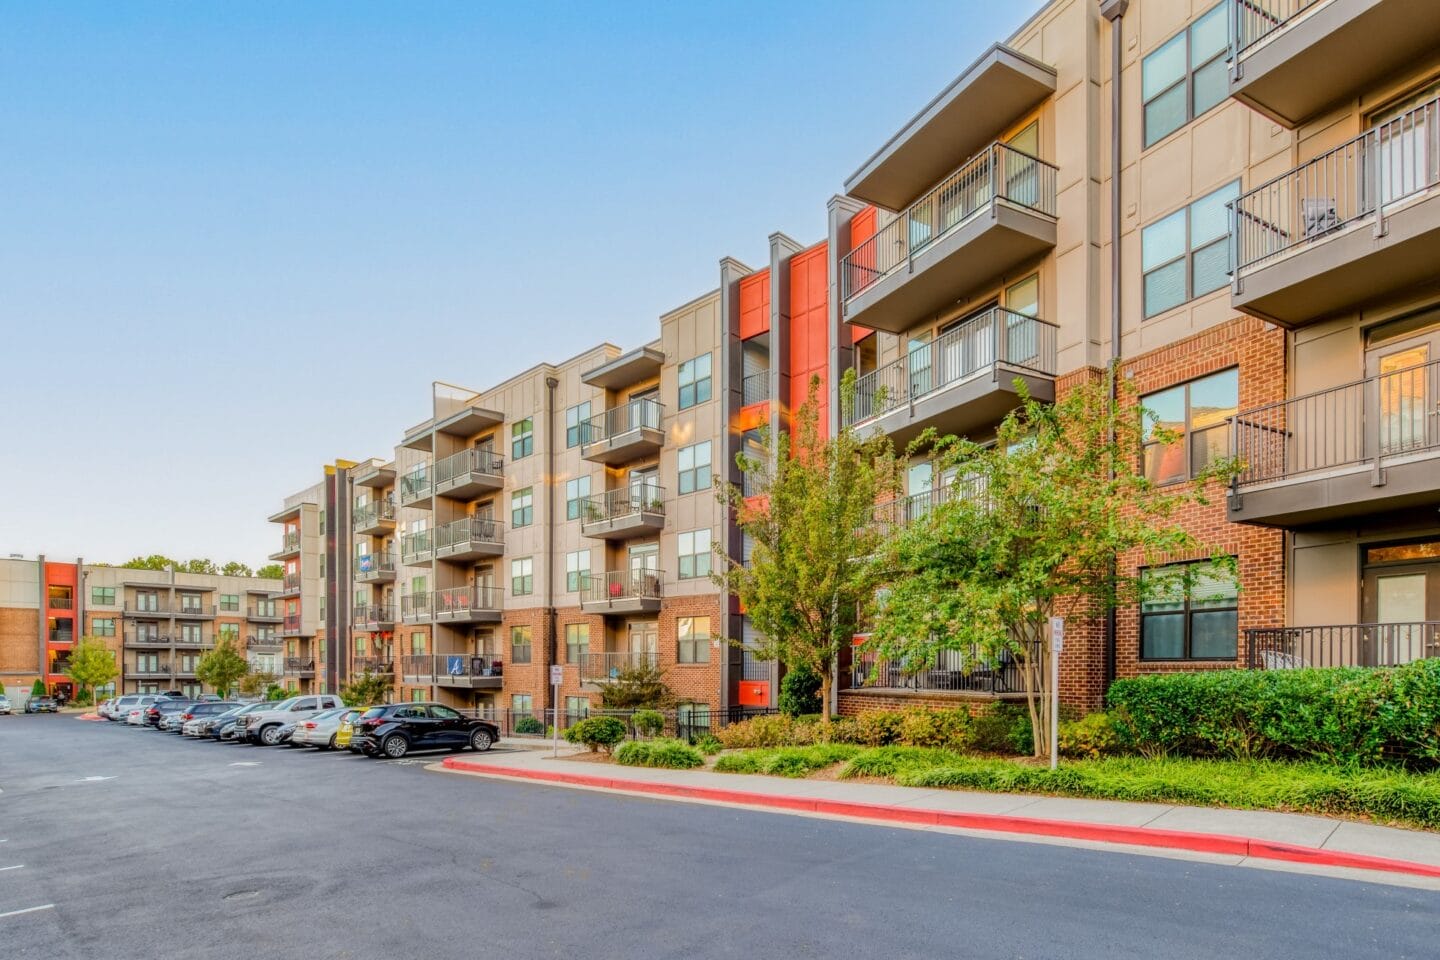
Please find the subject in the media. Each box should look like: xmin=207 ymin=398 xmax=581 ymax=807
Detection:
xmin=0 ymin=1 xmax=1038 ymax=568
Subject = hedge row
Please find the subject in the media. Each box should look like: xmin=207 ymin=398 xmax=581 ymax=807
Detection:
xmin=713 ymin=706 xmax=1033 ymax=755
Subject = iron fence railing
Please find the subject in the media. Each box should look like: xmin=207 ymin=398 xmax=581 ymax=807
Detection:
xmin=1231 ymin=358 xmax=1440 ymax=486
xmin=399 ymin=465 xmax=432 ymax=505
xmin=435 ymin=516 xmax=504 ymax=553
xmin=849 ymin=641 xmax=1039 ymax=695
xmin=434 ymin=447 xmax=504 ymax=490
xmin=281 ymin=572 xmax=302 ymax=593
xmin=1232 ymin=95 xmax=1440 ymax=277
xmin=353 ymin=603 xmax=397 ymax=629
xmin=1230 ymin=0 xmax=1327 ymax=61
xmin=356 ymin=552 xmax=397 ymax=580
xmin=283 ymin=657 xmax=316 ymax=675
xmin=352 ymin=497 xmax=396 ymax=530
xmin=433 ymin=585 xmax=503 ymax=619
xmin=400 ymin=530 xmax=434 ymax=565
xmin=577 ymin=650 xmax=658 ymax=681
xmin=581 ymin=569 xmax=664 ymax=606
xmin=1246 ymin=623 xmax=1440 ymax=668
xmin=846 ymin=307 xmax=1058 ymax=426
xmin=401 ymin=593 xmax=431 ymax=621
xmin=579 ymin=486 xmax=666 ymax=526
xmin=580 ymin=398 xmax=664 ymax=447
xmin=840 ymin=142 xmax=1058 ymax=304
xmin=742 ymin=372 xmax=771 ymax=405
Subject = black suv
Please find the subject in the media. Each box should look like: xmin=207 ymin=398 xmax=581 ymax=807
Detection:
xmin=352 ymin=703 xmax=498 ymax=759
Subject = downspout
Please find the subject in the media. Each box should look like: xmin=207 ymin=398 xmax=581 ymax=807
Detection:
xmin=544 ymin=376 xmax=560 ymax=723
xmin=1101 ymin=0 xmax=1128 ymax=692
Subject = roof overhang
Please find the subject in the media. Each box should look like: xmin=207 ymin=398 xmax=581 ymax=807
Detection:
xmin=581 ymin=347 xmax=665 ymax=390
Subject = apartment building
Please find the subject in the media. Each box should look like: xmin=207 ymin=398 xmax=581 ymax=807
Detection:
xmin=820 ymin=0 xmax=1440 ymax=711
xmin=0 ymin=555 xmax=281 ymax=701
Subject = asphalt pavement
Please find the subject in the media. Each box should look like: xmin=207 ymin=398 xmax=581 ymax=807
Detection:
xmin=2 ymin=713 xmax=1438 ymax=960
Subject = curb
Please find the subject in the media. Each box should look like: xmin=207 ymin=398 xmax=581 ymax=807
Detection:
xmin=441 ymin=757 xmax=1440 ymax=881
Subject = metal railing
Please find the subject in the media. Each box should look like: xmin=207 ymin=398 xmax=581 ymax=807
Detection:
xmin=283 ymin=658 xmax=316 ymax=675
xmin=1232 ymin=95 xmax=1440 ymax=276
xmin=579 ymin=486 xmax=666 ymax=526
xmin=580 ymin=398 xmax=664 ymax=446
xmin=246 ymin=634 xmax=281 ymax=648
xmin=431 ymin=653 xmax=503 ymax=681
xmin=123 ymin=630 xmax=167 ymax=646
xmin=174 ymin=602 xmax=217 ymax=617
xmin=581 ymin=569 xmax=664 ymax=605
xmin=742 ymin=372 xmax=771 ymax=405
xmin=172 ymin=632 xmax=212 ymax=647
xmin=128 ymin=665 xmax=172 ymax=677
xmin=846 ymin=308 xmax=1058 ymax=425
xmin=1246 ymin=623 xmax=1440 ymax=668
xmin=48 ymin=630 xmax=74 ymax=644
xmin=871 ymin=476 xmax=990 ymax=535
xmin=352 ymin=498 xmax=396 ymax=530
xmin=248 ymin=604 xmax=280 ymax=620
xmin=281 ymin=572 xmax=301 ymax=593
xmin=351 ymin=656 xmax=392 ymax=674
xmin=400 ymin=530 xmax=434 ymax=564
xmin=399 ymin=465 xmax=432 ymax=505
xmin=840 ymin=142 xmax=1058 ymax=305
xmin=353 ymin=603 xmax=397 ymax=628
xmin=849 ymin=641 xmax=1038 ymax=695
xmin=578 ymin=650 xmax=658 ymax=681
xmin=459 ymin=704 xmax=776 ymax=743
xmin=432 ymin=585 xmax=503 ymax=618
xmin=355 ymin=552 xmax=397 ymax=579
xmin=277 ymin=531 xmax=300 ymax=554
xmin=1231 ymin=358 xmax=1440 ymax=487
xmin=401 ymin=593 xmax=432 ymax=621
xmin=281 ymin=614 xmax=302 ymax=634
xmin=435 ymin=447 xmax=504 ymax=489
xmin=48 ymin=597 xmax=73 ymax=610
xmin=50 ymin=660 xmax=73 ymax=674
xmin=400 ymin=654 xmax=433 ymax=678
xmin=435 ymin=516 xmax=504 ymax=552
xmin=1230 ymin=0 xmax=1328 ymax=61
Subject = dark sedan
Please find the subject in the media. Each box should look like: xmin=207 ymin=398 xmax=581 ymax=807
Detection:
xmin=144 ymin=698 xmax=194 ymax=727
xmin=352 ymin=703 xmax=498 ymax=759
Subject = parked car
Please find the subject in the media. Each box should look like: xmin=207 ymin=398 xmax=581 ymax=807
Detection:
xmin=335 ymin=707 xmax=369 ymax=751
xmin=352 ymin=703 xmax=498 ymax=758
xmin=289 ymin=707 xmax=353 ymax=749
xmin=145 ymin=699 xmax=194 ymax=728
xmin=171 ymin=701 xmax=236 ymax=734
xmin=196 ymin=694 xmax=222 ymax=703
xmin=212 ymin=702 xmax=273 ymax=741
xmin=242 ymin=695 xmax=344 ymax=746
xmin=0 ymin=695 xmax=11 ymax=715
xmin=186 ymin=703 xmax=243 ymax=737
xmin=25 ymin=696 xmax=58 ymax=714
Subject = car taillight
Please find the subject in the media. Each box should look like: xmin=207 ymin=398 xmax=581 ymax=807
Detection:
xmin=182 ymin=713 xmax=194 ymax=720
xmin=303 ymin=722 xmax=316 ymax=729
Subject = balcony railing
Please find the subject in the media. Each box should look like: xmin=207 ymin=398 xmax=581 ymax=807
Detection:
xmin=172 ymin=633 xmax=212 ymax=648
xmin=435 ymin=517 xmax=504 ymax=554
xmin=1246 ymin=623 xmax=1440 ymax=669
xmin=48 ymin=630 xmax=74 ymax=645
xmin=401 ymin=593 xmax=431 ymax=622
xmin=128 ymin=664 xmax=172 ymax=677
xmin=742 ymin=372 xmax=771 ymax=406
xmin=1231 ymin=358 xmax=1440 ymax=487
xmin=434 ymin=447 xmax=504 ymax=492
xmin=840 ymin=142 xmax=1058 ymax=305
xmin=283 ymin=657 xmax=316 ymax=676
xmin=580 ymin=398 xmax=663 ymax=445
xmin=580 ymin=486 xmax=666 ymax=526
xmin=48 ymin=597 xmax=73 ymax=610
xmin=433 ymin=585 xmax=503 ymax=619
xmin=356 ymin=552 xmax=397 ymax=581
xmin=50 ymin=659 xmax=73 ymax=674
xmin=248 ymin=604 xmax=280 ymax=620
xmin=845 ymin=307 xmax=1058 ymax=426
xmin=1230 ymin=0 xmax=1327 ymax=61
xmin=580 ymin=569 xmax=664 ymax=606
xmin=281 ymin=572 xmax=301 ymax=593
xmin=871 ymin=477 xmax=990 ymax=536
xmin=432 ymin=653 xmax=503 ymax=682
xmin=353 ymin=603 xmax=397 ymax=629
xmin=400 ymin=654 xmax=433 ymax=679
xmin=1232 ymin=95 xmax=1440 ymax=277
xmin=281 ymin=614 xmax=302 ymax=634
xmin=352 ymin=498 xmax=396 ymax=531
xmin=400 ymin=531 xmax=434 ymax=565
xmin=246 ymin=635 xmax=282 ymax=649
xmin=849 ymin=642 xmax=1037 ymax=695
xmin=351 ymin=656 xmax=392 ymax=674
xmin=578 ymin=650 xmax=658 ymax=682
xmin=123 ymin=630 xmax=167 ymax=646
xmin=399 ymin=466 xmax=432 ymax=506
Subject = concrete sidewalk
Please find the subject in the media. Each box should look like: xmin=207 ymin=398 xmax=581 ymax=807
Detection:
xmin=441 ymin=745 xmax=1440 ymax=887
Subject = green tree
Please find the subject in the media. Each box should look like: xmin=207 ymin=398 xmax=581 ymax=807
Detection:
xmin=868 ymin=378 xmax=1235 ymax=761
xmin=717 ymin=374 xmax=900 ymax=721
xmin=195 ymin=638 xmax=248 ymax=696
xmin=65 ymin=637 xmax=119 ymax=702
xmin=220 ymin=561 xmax=254 ymax=577
xmin=598 ymin=662 xmax=673 ymax=709
xmin=255 ymin=563 xmax=285 ymax=580
xmin=178 ymin=558 xmax=218 ymax=575
xmin=237 ymin=670 xmax=278 ymax=698
xmin=31 ymin=679 xmax=45 ymax=697
xmin=120 ymin=554 xmax=175 ymax=571
xmin=340 ymin=671 xmax=393 ymax=707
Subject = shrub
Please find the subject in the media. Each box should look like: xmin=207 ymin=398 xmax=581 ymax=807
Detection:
xmin=632 ymin=709 xmax=665 ymax=738
xmin=778 ymin=665 xmax=823 ymax=716
xmin=616 ymin=738 xmax=704 ymax=769
xmin=968 ymin=703 xmax=1031 ymax=755
xmin=694 ymin=735 xmax=723 ymax=756
xmin=853 ymin=710 xmax=905 ymax=746
xmin=1058 ymin=713 xmax=1124 ymax=760
xmin=841 ymin=746 xmax=961 ymax=779
xmin=514 ymin=715 xmax=545 ymax=736
xmin=563 ymin=715 xmax=627 ymax=753
xmin=714 ymin=744 xmax=861 ymax=777
xmin=897 ymin=708 xmax=971 ymax=750
xmin=715 ymin=714 xmax=814 ymax=749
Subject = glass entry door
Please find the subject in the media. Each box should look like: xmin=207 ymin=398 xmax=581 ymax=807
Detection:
xmin=1366 ymin=325 xmax=1439 ymax=457
xmin=1361 ymin=540 xmax=1440 ymax=665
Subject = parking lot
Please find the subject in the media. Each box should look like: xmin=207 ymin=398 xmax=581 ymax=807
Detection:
xmin=4 ymin=714 xmax=1440 ymax=960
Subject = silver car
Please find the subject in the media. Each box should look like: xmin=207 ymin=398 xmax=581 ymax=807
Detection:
xmin=289 ymin=707 xmax=353 ymax=749
xmin=0 ymin=695 xmax=11 ymax=715
xmin=124 ymin=696 xmax=162 ymax=725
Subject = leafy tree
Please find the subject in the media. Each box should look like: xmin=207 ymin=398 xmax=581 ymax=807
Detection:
xmin=255 ymin=563 xmax=285 ymax=580
xmin=237 ymin=670 xmax=278 ymax=698
xmin=120 ymin=554 xmax=175 ymax=571
xmin=195 ymin=638 xmax=248 ymax=696
xmin=778 ymin=664 xmax=822 ymax=717
xmin=868 ymin=378 xmax=1235 ymax=761
xmin=718 ymin=374 xmax=900 ymax=721
xmin=220 ymin=561 xmax=254 ymax=577
xmin=30 ymin=679 xmax=45 ymax=697
xmin=599 ymin=662 xmax=673 ymax=709
xmin=265 ymin=684 xmax=289 ymax=701
xmin=65 ymin=638 xmax=119 ymax=702
xmin=340 ymin=671 xmax=393 ymax=707
xmin=178 ymin=558 xmax=218 ymax=575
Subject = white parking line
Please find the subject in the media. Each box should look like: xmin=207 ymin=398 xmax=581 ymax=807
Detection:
xmin=0 ymin=865 xmax=22 ymax=872
xmin=0 ymin=904 xmax=53 ymax=919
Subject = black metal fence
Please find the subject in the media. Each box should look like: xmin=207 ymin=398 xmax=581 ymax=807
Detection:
xmin=1245 ymin=623 xmax=1440 ymax=669
xmin=848 ymin=642 xmax=1038 ymax=695
xmin=460 ymin=705 xmax=780 ymax=743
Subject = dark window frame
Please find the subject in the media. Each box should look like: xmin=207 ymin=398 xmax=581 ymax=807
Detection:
xmin=1142 ymin=3 xmax=1228 ymax=149
xmin=1139 ymin=559 xmax=1239 ymax=662
xmin=1140 ymin=367 xmax=1238 ymax=485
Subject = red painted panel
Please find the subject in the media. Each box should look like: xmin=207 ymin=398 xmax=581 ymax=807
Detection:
xmin=850 ymin=206 xmax=877 ymax=247
xmin=787 ymin=244 xmax=831 ymax=438
xmin=739 ymin=269 xmax=770 ymax=340
xmin=738 ymin=681 xmax=770 ymax=706
xmin=736 ymin=403 xmax=768 ymax=432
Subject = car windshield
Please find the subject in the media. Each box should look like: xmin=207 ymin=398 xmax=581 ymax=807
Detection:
xmin=359 ymin=707 xmax=386 ymax=721
xmin=267 ymin=697 xmax=300 ymax=711
xmin=312 ymin=708 xmax=347 ymax=721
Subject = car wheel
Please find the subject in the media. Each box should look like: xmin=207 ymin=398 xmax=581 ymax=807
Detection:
xmin=470 ymin=728 xmax=494 ymax=752
xmin=259 ymin=725 xmax=283 ymax=746
xmin=326 ymin=734 xmax=337 ymax=750
xmin=381 ymin=735 xmax=409 ymax=759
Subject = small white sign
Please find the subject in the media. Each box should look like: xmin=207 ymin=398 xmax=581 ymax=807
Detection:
xmin=550 ymin=665 xmax=564 ymax=686
xmin=1050 ymin=616 xmax=1065 ymax=653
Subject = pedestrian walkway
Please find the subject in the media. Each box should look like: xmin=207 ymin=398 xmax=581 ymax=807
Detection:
xmin=441 ymin=746 xmax=1440 ymax=888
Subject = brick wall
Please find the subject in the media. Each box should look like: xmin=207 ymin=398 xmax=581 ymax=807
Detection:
xmin=0 ymin=608 xmax=41 ymax=691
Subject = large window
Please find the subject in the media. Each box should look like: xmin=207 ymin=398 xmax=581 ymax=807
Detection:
xmin=565 ymin=696 xmax=590 ymax=724
xmin=92 ymin=617 xmax=115 ymax=637
xmin=91 ymin=586 xmax=116 ymax=606
xmin=512 ymin=693 xmax=533 ymax=716
xmin=565 ymin=550 xmax=590 ymax=592
xmin=1142 ymin=3 xmax=1228 ymax=148
xmin=218 ymin=623 xmax=239 ymax=642
xmin=511 ymin=418 xmax=534 ymax=460
xmin=677 ymin=441 xmax=712 ymax=495
xmin=1142 ymin=180 xmax=1239 ymax=317
xmin=1141 ymin=560 xmax=1238 ymax=660
xmin=678 ymin=616 xmax=710 ymax=664
xmin=410 ymin=632 xmax=426 ymax=656
xmin=677 ymin=529 xmax=712 ymax=580
xmin=565 ymin=402 xmax=592 ymax=448
xmin=219 ymin=594 xmax=239 ymax=612
xmin=511 ymin=626 xmax=533 ymax=664
xmin=678 ymin=353 xmax=712 ymax=409
xmin=565 ymin=475 xmax=591 ymax=521
xmin=511 ymin=558 xmax=534 ymax=596
xmin=1141 ymin=368 xmax=1238 ymax=485
xmin=565 ymin=623 xmax=589 ymax=664
xmin=511 ymin=487 xmax=534 ymax=528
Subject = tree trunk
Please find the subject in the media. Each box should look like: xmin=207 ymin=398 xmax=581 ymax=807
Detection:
xmin=820 ymin=669 xmax=833 ymax=723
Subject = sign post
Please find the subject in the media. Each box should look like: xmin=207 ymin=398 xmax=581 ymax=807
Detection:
xmin=1048 ymin=617 xmax=1064 ymax=771
xmin=550 ymin=664 xmax=564 ymax=758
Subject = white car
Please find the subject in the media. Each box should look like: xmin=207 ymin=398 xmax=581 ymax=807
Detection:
xmin=0 ymin=695 xmax=11 ymax=715
xmin=242 ymin=695 xmax=344 ymax=746
xmin=289 ymin=707 xmax=353 ymax=749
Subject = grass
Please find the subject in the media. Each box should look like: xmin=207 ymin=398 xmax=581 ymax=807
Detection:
xmin=614 ymin=738 xmax=704 ymax=769
xmin=711 ymin=745 xmax=1440 ymax=830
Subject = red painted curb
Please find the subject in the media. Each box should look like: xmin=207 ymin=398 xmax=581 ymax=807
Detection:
xmin=440 ymin=757 xmax=1440 ymax=880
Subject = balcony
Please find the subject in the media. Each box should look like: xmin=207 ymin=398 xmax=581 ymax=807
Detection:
xmin=871 ymin=476 xmax=990 ymax=538
xmin=839 ymin=143 xmax=1058 ymax=335
xmin=1228 ymin=357 xmax=1440 ymax=526
xmin=1246 ymin=623 xmax=1440 ymax=668
xmin=353 ymin=603 xmax=397 ymax=631
xmin=432 ymin=654 xmax=503 ymax=690
xmin=843 ymin=307 xmax=1058 ymax=446
xmin=434 ymin=517 xmax=504 ymax=562
xmin=401 ymin=593 xmax=432 ymax=624
xmin=269 ymin=531 xmax=301 ymax=561
xmin=579 ymin=398 xmax=665 ymax=465
xmin=741 ymin=372 xmax=771 ymax=406
xmin=1231 ymin=95 xmax=1440 ymax=327
xmin=400 ymin=531 xmax=434 ymax=566
xmin=247 ymin=604 xmax=281 ymax=622
xmin=353 ymin=462 xmax=396 ymax=489
xmin=848 ymin=643 xmax=1036 ymax=697
xmin=355 ymin=552 xmax=398 ymax=584
xmin=353 ymin=498 xmax=397 ymax=536
xmin=123 ymin=630 xmax=168 ymax=648
xmin=1229 ymin=0 xmax=1440 ymax=127
xmin=283 ymin=657 xmax=316 ymax=678
xmin=172 ymin=633 xmax=212 ymax=648
xmin=246 ymin=634 xmax=282 ymax=650
xmin=128 ymin=664 xmax=173 ymax=679
xmin=580 ymin=569 xmax=663 ymax=615
xmin=578 ymin=650 xmax=658 ymax=683
xmin=434 ymin=448 xmax=504 ymax=500
xmin=47 ymin=596 xmax=73 ymax=610
xmin=122 ymin=600 xmax=168 ymax=617
xmin=400 ymin=654 xmax=434 ymax=682
xmin=277 ymin=573 xmax=302 ymax=597
xmin=280 ymin=614 xmax=303 ymax=637
xmin=432 ymin=585 xmax=503 ymax=624
xmin=351 ymin=656 xmax=393 ymax=675
xmin=49 ymin=659 xmax=73 ymax=675
xmin=398 ymin=466 xmax=433 ymax=509
xmin=172 ymin=601 xmax=217 ymax=620
xmin=580 ymin=486 xmax=666 ymax=540
xmin=47 ymin=629 xmax=74 ymax=645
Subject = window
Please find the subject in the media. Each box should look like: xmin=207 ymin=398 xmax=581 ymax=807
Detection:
xmin=410 ymin=632 xmax=426 ymax=656
xmin=565 ymin=623 xmax=589 ymax=664
xmin=565 ymin=402 xmax=592 ymax=448
xmin=355 ymin=636 xmax=367 ymax=655
xmin=677 ymin=528 xmax=712 ymax=580
xmin=181 ymin=623 xmax=203 ymax=644
xmin=565 ymin=550 xmax=590 ymax=592
xmin=512 ymin=693 xmax=533 ymax=716
xmin=565 ymin=475 xmax=591 ymax=521
xmin=511 ymin=487 xmax=534 ymax=528
xmin=678 ymin=616 xmax=711 ymax=664
xmin=219 ymin=594 xmax=239 ymax=612
xmin=1142 ymin=3 xmax=1228 ymax=148
xmin=91 ymin=586 xmax=116 ymax=606
xmin=1141 ymin=560 xmax=1238 ymax=660
xmin=1142 ymin=368 xmax=1238 ymax=484
xmin=511 ymin=626 xmax=533 ymax=664
xmin=92 ymin=617 xmax=115 ymax=637
xmin=409 ymin=689 xmax=426 ymax=703
xmin=179 ymin=593 xmax=203 ymax=614
xmin=1142 ymin=180 xmax=1239 ymax=317
xmin=511 ymin=418 xmax=534 ymax=459
xmin=677 ymin=441 xmax=712 ymax=495
xmin=511 ymin=558 xmax=534 ymax=596
xmin=565 ymin=696 xmax=589 ymax=723
xmin=218 ymin=623 xmax=239 ymax=642
xmin=678 ymin=353 xmax=713 ymax=409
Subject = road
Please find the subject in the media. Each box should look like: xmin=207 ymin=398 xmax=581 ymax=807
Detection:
xmin=1 ymin=714 xmax=1437 ymax=960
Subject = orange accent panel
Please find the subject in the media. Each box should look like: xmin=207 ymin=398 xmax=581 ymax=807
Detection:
xmin=736 ymin=402 xmax=768 ymax=433
xmin=851 ymin=206 xmax=877 ymax=247
xmin=738 ymin=681 xmax=770 ymax=706
xmin=851 ymin=324 xmax=873 ymax=345
xmin=739 ymin=269 xmax=770 ymax=340
xmin=787 ymin=244 xmax=831 ymax=439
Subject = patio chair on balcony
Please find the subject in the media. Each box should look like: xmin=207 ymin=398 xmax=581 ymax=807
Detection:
xmin=1301 ymin=197 xmax=1341 ymax=239
xmin=1259 ymin=649 xmax=1309 ymax=670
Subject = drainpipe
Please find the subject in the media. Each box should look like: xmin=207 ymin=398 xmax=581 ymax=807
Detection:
xmin=544 ymin=376 xmax=560 ymax=724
